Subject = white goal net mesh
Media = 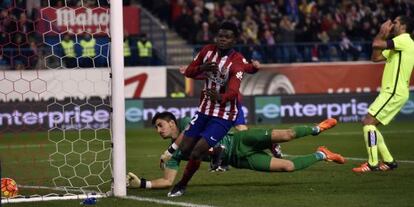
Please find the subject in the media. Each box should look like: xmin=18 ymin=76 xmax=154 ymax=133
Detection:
xmin=0 ymin=0 xmax=114 ymax=201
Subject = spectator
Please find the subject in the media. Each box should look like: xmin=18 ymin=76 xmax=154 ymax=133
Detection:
xmin=241 ymin=15 xmax=259 ymax=44
xmin=170 ymin=85 xmax=186 ymax=98
xmin=79 ymin=33 xmax=96 ymax=68
xmin=60 ymin=33 xmax=77 ymax=68
xmin=339 ymin=32 xmax=361 ymax=61
xmin=278 ymin=15 xmax=298 ymax=62
xmin=195 ymin=22 xmax=213 ymax=44
xmin=123 ymin=33 xmax=132 ymax=66
xmin=174 ymin=6 xmax=194 ymax=42
xmin=136 ymin=33 xmax=153 ymax=66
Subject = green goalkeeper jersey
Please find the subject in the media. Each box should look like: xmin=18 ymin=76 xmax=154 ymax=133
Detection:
xmin=165 ymin=116 xmax=234 ymax=170
xmin=381 ymin=33 xmax=414 ymax=97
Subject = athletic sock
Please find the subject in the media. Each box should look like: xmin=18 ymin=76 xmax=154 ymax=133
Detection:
xmin=177 ymin=159 xmax=201 ymax=187
xmin=291 ymin=153 xmax=321 ymax=171
xmin=291 ymin=126 xmax=315 ymax=138
xmin=376 ymin=129 xmax=394 ymax=163
xmin=363 ymin=125 xmax=379 ymax=166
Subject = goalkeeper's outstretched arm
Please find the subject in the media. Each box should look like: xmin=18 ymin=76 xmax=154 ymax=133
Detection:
xmin=127 ymin=168 xmax=178 ymax=189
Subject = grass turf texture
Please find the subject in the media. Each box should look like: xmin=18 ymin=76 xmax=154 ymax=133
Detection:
xmin=1 ymin=121 xmax=414 ymax=206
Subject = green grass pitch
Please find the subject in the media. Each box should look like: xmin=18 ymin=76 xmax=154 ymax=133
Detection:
xmin=1 ymin=121 xmax=414 ymax=207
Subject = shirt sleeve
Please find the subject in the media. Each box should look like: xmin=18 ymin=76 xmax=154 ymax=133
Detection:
xmin=392 ymin=34 xmax=408 ymax=51
xmin=243 ymin=63 xmax=259 ymax=74
xmin=184 ymin=46 xmax=208 ymax=78
xmin=382 ymin=49 xmax=390 ymax=60
xmin=220 ymin=65 xmax=243 ymax=104
xmin=165 ymin=151 xmax=182 ymax=170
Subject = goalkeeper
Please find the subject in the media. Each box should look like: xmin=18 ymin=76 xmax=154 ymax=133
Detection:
xmin=127 ymin=112 xmax=345 ymax=190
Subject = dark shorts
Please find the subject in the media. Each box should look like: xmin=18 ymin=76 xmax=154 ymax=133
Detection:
xmin=234 ymin=103 xmax=246 ymax=126
xmin=184 ymin=112 xmax=234 ymax=147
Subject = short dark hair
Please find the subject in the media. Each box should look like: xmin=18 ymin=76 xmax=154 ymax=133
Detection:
xmin=151 ymin=112 xmax=177 ymax=126
xmin=219 ymin=21 xmax=239 ymax=37
xmin=399 ymin=15 xmax=413 ymax=33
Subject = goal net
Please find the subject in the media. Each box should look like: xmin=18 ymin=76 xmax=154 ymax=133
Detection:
xmin=0 ymin=0 xmax=125 ymax=203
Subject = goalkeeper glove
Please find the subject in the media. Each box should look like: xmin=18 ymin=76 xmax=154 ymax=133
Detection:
xmin=126 ymin=172 xmax=141 ymax=188
xmin=159 ymin=143 xmax=178 ymax=169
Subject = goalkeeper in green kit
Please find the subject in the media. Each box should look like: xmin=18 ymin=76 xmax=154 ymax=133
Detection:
xmin=127 ymin=112 xmax=344 ymax=190
xmin=352 ymin=16 xmax=414 ymax=173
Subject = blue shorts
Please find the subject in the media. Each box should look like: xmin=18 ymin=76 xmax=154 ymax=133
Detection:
xmin=234 ymin=103 xmax=246 ymax=126
xmin=184 ymin=112 xmax=233 ymax=147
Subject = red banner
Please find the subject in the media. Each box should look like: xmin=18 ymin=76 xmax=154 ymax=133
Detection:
xmin=39 ymin=6 xmax=140 ymax=35
xmin=241 ymin=62 xmax=414 ymax=95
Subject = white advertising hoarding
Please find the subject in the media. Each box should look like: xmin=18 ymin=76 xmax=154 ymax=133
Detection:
xmin=0 ymin=67 xmax=166 ymax=101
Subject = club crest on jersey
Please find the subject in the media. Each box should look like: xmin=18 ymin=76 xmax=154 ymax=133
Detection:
xmin=236 ymin=71 xmax=243 ymax=80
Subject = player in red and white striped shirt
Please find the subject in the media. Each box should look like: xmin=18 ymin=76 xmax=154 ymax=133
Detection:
xmin=167 ymin=21 xmax=258 ymax=197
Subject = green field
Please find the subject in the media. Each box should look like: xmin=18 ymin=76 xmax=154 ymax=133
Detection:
xmin=2 ymin=121 xmax=414 ymax=206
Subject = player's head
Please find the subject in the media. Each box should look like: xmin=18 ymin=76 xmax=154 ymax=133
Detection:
xmin=392 ymin=16 xmax=413 ymax=36
xmin=151 ymin=112 xmax=178 ymax=139
xmin=215 ymin=21 xmax=239 ymax=50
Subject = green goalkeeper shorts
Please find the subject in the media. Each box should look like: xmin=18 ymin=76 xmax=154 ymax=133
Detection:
xmin=368 ymin=92 xmax=408 ymax=125
xmin=231 ymin=128 xmax=273 ymax=172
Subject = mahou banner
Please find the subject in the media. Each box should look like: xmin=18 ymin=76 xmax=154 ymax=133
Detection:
xmin=241 ymin=62 xmax=414 ymax=95
xmin=39 ymin=6 xmax=140 ymax=35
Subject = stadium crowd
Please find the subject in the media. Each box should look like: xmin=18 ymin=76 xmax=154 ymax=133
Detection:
xmin=0 ymin=0 xmax=413 ymax=69
xmin=142 ymin=0 xmax=414 ymax=62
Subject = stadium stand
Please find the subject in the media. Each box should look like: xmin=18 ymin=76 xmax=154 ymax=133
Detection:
xmin=0 ymin=0 xmax=413 ymax=68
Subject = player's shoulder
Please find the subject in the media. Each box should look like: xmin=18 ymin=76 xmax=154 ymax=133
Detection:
xmin=178 ymin=117 xmax=191 ymax=130
xmin=230 ymin=52 xmax=249 ymax=64
xmin=201 ymin=44 xmax=217 ymax=51
xmin=393 ymin=33 xmax=414 ymax=44
xmin=229 ymin=52 xmax=249 ymax=72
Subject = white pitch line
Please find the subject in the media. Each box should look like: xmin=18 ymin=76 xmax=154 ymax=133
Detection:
xmin=124 ymin=195 xmax=217 ymax=207
xmin=12 ymin=185 xmax=216 ymax=207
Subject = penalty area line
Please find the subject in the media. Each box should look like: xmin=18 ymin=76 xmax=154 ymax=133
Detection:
xmin=124 ymin=195 xmax=217 ymax=207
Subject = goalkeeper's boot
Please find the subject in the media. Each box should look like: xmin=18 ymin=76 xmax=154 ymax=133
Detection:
xmin=126 ymin=172 xmax=141 ymax=188
xmin=167 ymin=183 xmax=186 ymax=197
xmin=313 ymin=118 xmax=338 ymax=135
xmin=352 ymin=162 xmax=380 ymax=173
xmin=270 ymin=143 xmax=283 ymax=158
xmin=379 ymin=161 xmax=398 ymax=171
xmin=317 ymin=146 xmax=345 ymax=164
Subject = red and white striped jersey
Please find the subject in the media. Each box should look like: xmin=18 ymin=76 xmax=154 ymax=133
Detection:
xmin=184 ymin=44 xmax=248 ymax=121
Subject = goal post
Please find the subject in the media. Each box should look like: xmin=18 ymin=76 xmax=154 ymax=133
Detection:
xmin=0 ymin=0 xmax=126 ymax=203
xmin=110 ymin=0 xmax=126 ymax=197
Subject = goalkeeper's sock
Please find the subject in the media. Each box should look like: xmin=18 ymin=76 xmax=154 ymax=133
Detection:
xmin=139 ymin=178 xmax=152 ymax=189
xmin=363 ymin=125 xmax=379 ymax=166
xmin=376 ymin=128 xmax=394 ymax=163
xmin=291 ymin=126 xmax=316 ymax=138
xmin=177 ymin=159 xmax=201 ymax=187
xmin=291 ymin=153 xmax=321 ymax=171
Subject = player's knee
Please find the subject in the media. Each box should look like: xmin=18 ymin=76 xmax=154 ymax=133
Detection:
xmin=286 ymin=129 xmax=295 ymax=140
xmin=362 ymin=114 xmax=377 ymax=126
xmin=283 ymin=163 xmax=295 ymax=172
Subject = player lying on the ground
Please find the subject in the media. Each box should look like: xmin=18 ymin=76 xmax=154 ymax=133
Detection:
xmin=127 ymin=113 xmax=345 ymax=191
